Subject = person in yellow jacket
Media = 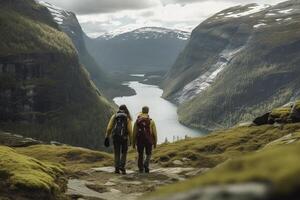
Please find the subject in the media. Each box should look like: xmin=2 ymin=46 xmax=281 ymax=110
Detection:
xmin=105 ymin=105 xmax=133 ymax=174
xmin=133 ymin=106 xmax=157 ymax=173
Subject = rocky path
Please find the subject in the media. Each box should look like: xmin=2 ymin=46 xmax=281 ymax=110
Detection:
xmin=66 ymin=164 xmax=205 ymax=200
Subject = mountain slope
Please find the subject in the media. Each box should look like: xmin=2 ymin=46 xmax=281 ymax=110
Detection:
xmin=146 ymin=102 xmax=300 ymax=200
xmin=163 ymin=0 xmax=300 ymax=130
xmin=85 ymin=27 xmax=190 ymax=73
xmin=0 ymin=0 xmax=114 ymax=149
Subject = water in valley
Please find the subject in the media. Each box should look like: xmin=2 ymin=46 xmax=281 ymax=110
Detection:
xmin=113 ymin=79 xmax=203 ymax=144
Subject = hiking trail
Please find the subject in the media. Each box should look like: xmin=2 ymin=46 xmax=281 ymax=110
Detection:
xmin=66 ymin=162 xmax=205 ymax=200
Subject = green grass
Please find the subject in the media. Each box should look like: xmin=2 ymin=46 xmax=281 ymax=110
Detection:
xmin=16 ymin=145 xmax=113 ymax=172
xmin=151 ymin=123 xmax=300 ymax=168
xmin=270 ymin=107 xmax=292 ymax=119
xmin=151 ymin=142 xmax=300 ymax=198
xmin=0 ymin=145 xmax=66 ymax=199
xmin=0 ymin=9 xmax=75 ymax=57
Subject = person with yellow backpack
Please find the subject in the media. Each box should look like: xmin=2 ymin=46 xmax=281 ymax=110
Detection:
xmin=105 ymin=105 xmax=133 ymax=175
xmin=133 ymin=106 xmax=157 ymax=173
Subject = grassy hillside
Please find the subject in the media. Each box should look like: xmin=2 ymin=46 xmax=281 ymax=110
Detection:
xmin=152 ymin=122 xmax=300 ymax=168
xmin=163 ymin=1 xmax=300 ymax=131
xmin=146 ymin=103 xmax=300 ymax=199
xmin=0 ymin=0 xmax=114 ymax=149
xmin=150 ymin=142 xmax=300 ymax=199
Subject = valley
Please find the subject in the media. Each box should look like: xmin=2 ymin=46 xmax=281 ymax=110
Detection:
xmin=1 ymin=0 xmax=300 ymax=199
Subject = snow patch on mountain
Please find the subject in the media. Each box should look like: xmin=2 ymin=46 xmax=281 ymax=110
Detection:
xmin=254 ymin=23 xmax=267 ymax=28
xmin=38 ymin=1 xmax=71 ymax=25
xmin=174 ymin=47 xmax=244 ymax=104
xmin=223 ymin=4 xmax=270 ymax=18
xmin=278 ymin=8 xmax=294 ymax=14
xmin=98 ymin=27 xmax=190 ymax=41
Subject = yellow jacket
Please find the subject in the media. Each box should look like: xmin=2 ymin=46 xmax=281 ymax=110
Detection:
xmin=105 ymin=114 xmax=133 ymax=142
xmin=133 ymin=113 xmax=157 ymax=147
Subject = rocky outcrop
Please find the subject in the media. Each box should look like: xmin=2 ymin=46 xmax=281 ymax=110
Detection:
xmin=0 ymin=131 xmax=42 ymax=147
xmin=253 ymin=101 xmax=300 ymax=125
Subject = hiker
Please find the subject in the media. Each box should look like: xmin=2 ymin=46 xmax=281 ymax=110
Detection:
xmin=105 ymin=105 xmax=132 ymax=174
xmin=133 ymin=106 xmax=157 ymax=173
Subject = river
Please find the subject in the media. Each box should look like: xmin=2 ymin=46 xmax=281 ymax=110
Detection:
xmin=113 ymin=80 xmax=203 ymax=144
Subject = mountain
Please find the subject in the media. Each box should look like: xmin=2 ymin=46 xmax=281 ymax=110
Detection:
xmin=85 ymin=27 xmax=190 ymax=73
xmin=0 ymin=0 xmax=114 ymax=149
xmin=38 ymin=1 xmax=134 ymax=98
xmin=163 ymin=0 xmax=300 ymax=130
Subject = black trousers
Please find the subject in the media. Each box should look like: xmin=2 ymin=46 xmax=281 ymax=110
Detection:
xmin=113 ymin=138 xmax=128 ymax=170
xmin=137 ymin=142 xmax=152 ymax=170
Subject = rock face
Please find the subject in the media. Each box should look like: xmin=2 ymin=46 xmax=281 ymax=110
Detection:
xmin=85 ymin=27 xmax=190 ymax=73
xmin=163 ymin=0 xmax=300 ymax=130
xmin=0 ymin=0 xmax=114 ymax=149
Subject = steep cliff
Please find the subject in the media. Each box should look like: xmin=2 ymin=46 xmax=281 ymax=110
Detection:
xmin=163 ymin=0 xmax=300 ymax=130
xmin=38 ymin=1 xmax=133 ymax=98
xmin=0 ymin=0 xmax=114 ymax=149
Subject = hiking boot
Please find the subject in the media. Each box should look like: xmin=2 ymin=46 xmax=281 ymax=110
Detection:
xmin=144 ymin=167 xmax=150 ymax=173
xmin=115 ymin=169 xmax=120 ymax=174
xmin=120 ymin=169 xmax=127 ymax=175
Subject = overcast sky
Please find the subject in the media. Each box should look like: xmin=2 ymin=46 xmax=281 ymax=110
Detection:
xmin=45 ymin=0 xmax=286 ymax=38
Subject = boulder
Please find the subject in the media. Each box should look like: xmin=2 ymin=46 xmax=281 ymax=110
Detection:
xmin=172 ymin=160 xmax=184 ymax=166
xmin=0 ymin=131 xmax=42 ymax=147
xmin=253 ymin=112 xmax=271 ymax=125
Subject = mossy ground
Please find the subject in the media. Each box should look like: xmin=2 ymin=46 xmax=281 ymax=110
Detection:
xmin=17 ymin=145 xmax=113 ymax=173
xmin=150 ymin=142 xmax=300 ymax=198
xmin=0 ymin=145 xmax=66 ymax=199
xmin=150 ymin=123 xmax=300 ymax=168
xmin=145 ymin=114 xmax=300 ymax=199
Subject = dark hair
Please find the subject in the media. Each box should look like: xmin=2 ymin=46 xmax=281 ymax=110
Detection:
xmin=119 ymin=105 xmax=132 ymax=120
xmin=142 ymin=106 xmax=149 ymax=114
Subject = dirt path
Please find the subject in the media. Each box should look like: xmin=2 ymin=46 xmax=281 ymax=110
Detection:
xmin=66 ymin=165 xmax=204 ymax=200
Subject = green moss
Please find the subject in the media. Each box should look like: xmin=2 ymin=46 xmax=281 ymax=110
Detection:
xmin=0 ymin=145 xmax=65 ymax=197
xmin=151 ymin=124 xmax=300 ymax=168
xmin=17 ymin=145 xmax=113 ymax=172
xmin=270 ymin=107 xmax=292 ymax=119
xmin=294 ymin=100 xmax=300 ymax=110
xmin=264 ymin=131 xmax=300 ymax=148
xmin=152 ymin=143 xmax=300 ymax=198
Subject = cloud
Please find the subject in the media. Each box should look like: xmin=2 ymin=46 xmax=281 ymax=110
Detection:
xmin=44 ymin=0 xmax=161 ymax=14
xmin=68 ymin=0 xmax=286 ymax=37
xmin=161 ymin=0 xmax=285 ymax=5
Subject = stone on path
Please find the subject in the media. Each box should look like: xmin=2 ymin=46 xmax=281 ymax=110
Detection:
xmin=67 ymin=179 xmax=142 ymax=200
xmin=172 ymin=160 xmax=184 ymax=166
